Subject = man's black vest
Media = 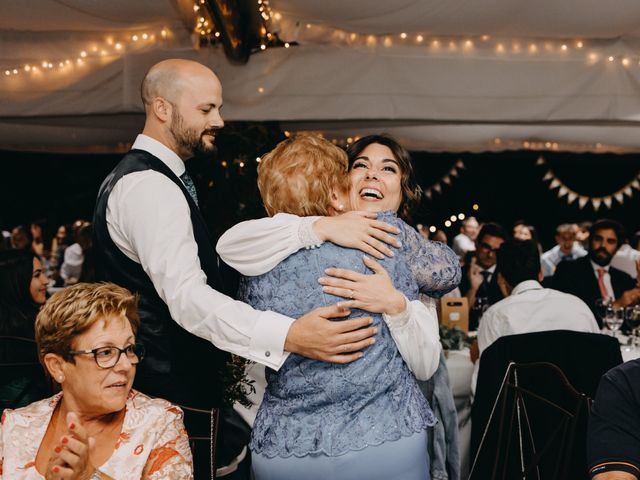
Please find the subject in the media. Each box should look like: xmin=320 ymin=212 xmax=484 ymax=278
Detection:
xmin=93 ymin=149 xmax=229 ymax=409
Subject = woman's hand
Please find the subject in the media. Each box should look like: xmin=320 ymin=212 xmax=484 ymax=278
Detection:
xmin=313 ymin=211 xmax=402 ymax=260
xmin=319 ymin=256 xmax=406 ymax=315
xmin=45 ymin=412 xmax=97 ymax=480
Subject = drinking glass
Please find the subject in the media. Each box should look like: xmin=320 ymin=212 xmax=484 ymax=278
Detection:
xmin=625 ymin=305 xmax=640 ymax=347
xmin=595 ymin=297 xmax=613 ymax=332
xmin=604 ymin=305 xmax=625 ymax=339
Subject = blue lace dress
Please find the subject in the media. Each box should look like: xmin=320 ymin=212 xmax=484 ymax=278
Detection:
xmin=237 ymin=211 xmax=460 ymax=479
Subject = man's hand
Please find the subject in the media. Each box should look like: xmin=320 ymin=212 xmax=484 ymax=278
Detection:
xmin=284 ymin=305 xmax=377 ymax=364
xmin=468 ymin=256 xmax=483 ymax=292
xmin=614 ymin=287 xmax=640 ymax=308
xmin=313 ymin=211 xmax=401 ymax=259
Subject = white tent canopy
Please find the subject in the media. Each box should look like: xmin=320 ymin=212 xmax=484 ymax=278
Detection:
xmin=2 ymin=0 xmax=640 ymax=152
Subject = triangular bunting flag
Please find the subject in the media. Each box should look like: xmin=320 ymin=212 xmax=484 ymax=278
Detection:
xmin=456 ymin=160 xmax=465 ymax=169
xmin=567 ymin=192 xmax=578 ymax=204
xmin=550 ymin=178 xmax=561 ymax=189
xmin=632 ymin=179 xmax=640 ymax=189
xmin=425 ymin=190 xmax=432 ymax=199
xmin=433 ymin=184 xmax=442 ymax=193
xmin=603 ymin=197 xmax=613 ymax=209
xmin=558 ymin=186 xmax=569 ymax=198
xmin=536 ymin=156 xmax=545 ymax=166
xmin=443 ymin=176 xmax=451 ymax=185
xmin=578 ymin=197 xmax=589 ymax=209
xmin=614 ymin=192 xmax=625 ymax=204
xmin=543 ymin=171 xmax=554 ymax=181
xmin=592 ymin=198 xmax=602 ymax=210
xmin=624 ymin=187 xmax=634 ymax=197
xmin=450 ymin=168 xmax=458 ymax=177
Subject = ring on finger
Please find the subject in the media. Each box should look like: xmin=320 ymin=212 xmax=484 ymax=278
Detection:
xmin=348 ymin=289 xmax=355 ymax=299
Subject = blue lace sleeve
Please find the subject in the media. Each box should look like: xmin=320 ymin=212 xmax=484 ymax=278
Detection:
xmin=399 ymin=222 xmax=461 ymax=298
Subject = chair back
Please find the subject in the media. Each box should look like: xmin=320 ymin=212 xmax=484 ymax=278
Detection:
xmin=180 ymin=405 xmax=220 ymax=480
xmin=470 ymin=330 xmax=622 ymax=480
xmin=0 ymin=335 xmax=51 ymax=412
xmin=469 ymin=362 xmax=589 ymax=480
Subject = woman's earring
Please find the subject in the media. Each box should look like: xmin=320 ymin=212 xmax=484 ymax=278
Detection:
xmin=337 ymin=204 xmax=345 ymax=211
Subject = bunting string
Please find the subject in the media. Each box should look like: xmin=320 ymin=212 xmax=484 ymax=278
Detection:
xmin=423 ymin=160 xmax=466 ymax=199
xmin=537 ymin=156 xmax=640 ymax=210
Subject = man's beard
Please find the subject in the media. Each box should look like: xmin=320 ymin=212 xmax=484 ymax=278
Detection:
xmin=170 ymin=109 xmax=217 ymax=157
xmin=589 ymin=247 xmax=613 ymax=267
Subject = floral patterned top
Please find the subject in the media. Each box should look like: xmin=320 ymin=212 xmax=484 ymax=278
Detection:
xmin=0 ymin=389 xmax=193 ymax=479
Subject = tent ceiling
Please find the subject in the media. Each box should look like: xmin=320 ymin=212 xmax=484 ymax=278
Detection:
xmin=1 ymin=1 xmax=640 ymax=153
xmin=272 ymin=0 xmax=640 ymax=38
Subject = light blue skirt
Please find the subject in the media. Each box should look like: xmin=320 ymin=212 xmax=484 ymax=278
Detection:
xmin=252 ymin=430 xmax=430 ymax=480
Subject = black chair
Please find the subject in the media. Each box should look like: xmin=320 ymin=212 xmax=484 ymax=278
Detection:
xmin=0 ymin=335 xmax=51 ymax=412
xmin=181 ymin=405 xmax=221 ymax=479
xmin=469 ymin=362 xmax=590 ymax=480
xmin=180 ymin=406 xmax=251 ymax=479
xmin=470 ymin=330 xmax=623 ymax=480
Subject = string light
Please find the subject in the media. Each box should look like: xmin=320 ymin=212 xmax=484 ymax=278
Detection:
xmin=258 ymin=16 xmax=640 ymax=70
xmin=2 ymin=28 xmax=171 ymax=82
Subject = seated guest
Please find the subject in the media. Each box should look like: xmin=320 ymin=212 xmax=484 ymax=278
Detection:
xmin=477 ymin=239 xmax=600 ymax=358
xmin=0 ymin=250 xmax=51 ymax=409
xmin=0 ymin=282 xmax=193 ymax=479
xmin=10 ymin=224 xmax=33 ymax=251
xmin=512 ymin=220 xmax=542 ymax=254
xmin=459 ymin=223 xmax=508 ymax=330
xmin=60 ymin=222 xmax=92 ymax=285
xmin=553 ymin=219 xmax=640 ymax=326
xmin=588 ymin=358 xmax=640 ymax=479
xmin=540 ymin=223 xmax=587 ymax=279
xmin=452 ymin=216 xmax=479 ymax=258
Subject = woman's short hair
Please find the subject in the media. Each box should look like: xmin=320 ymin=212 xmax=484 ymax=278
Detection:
xmin=258 ymin=134 xmax=350 ymax=217
xmin=35 ymin=282 xmax=139 ymax=364
xmin=346 ymin=134 xmax=421 ymax=221
xmin=0 ymin=250 xmax=38 ymax=335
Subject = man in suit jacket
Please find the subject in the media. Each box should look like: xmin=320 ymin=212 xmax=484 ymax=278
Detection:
xmin=459 ymin=222 xmax=508 ymax=330
xmin=553 ymin=219 xmax=640 ymax=327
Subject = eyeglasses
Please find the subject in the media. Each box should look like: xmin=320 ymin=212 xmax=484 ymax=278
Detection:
xmin=478 ymin=242 xmax=501 ymax=254
xmin=69 ymin=343 xmax=145 ymax=369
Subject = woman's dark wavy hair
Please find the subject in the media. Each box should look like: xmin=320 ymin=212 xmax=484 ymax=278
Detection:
xmin=346 ymin=134 xmax=422 ymax=222
xmin=0 ymin=250 xmax=39 ymax=336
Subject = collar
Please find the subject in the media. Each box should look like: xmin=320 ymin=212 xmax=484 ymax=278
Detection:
xmin=132 ymin=134 xmax=186 ymax=177
xmin=590 ymin=259 xmax=610 ymax=273
xmin=511 ymin=279 xmax=544 ymax=296
xmin=482 ymin=264 xmax=497 ymax=275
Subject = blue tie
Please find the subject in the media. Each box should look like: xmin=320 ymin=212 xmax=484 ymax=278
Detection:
xmin=180 ymin=171 xmax=199 ymax=207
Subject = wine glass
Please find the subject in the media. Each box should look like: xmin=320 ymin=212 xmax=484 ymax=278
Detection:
xmin=595 ymin=297 xmax=613 ymax=332
xmin=604 ymin=305 xmax=624 ymax=340
xmin=625 ymin=305 xmax=640 ymax=347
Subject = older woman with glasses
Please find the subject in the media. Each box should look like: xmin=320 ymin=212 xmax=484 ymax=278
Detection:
xmin=0 ymin=282 xmax=193 ymax=479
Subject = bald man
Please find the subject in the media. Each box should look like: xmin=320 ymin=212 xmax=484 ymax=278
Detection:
xmin=93 ymin=60 xmax=378 ymax=410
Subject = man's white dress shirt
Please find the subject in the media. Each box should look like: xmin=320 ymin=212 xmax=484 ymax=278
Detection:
xmin=590 ymin=260 xmax=615 ymax=300
xmin=106 ymin=134 xmax=294 ymax=370
xmin=472 ymin=279 xmax=600 ymax=394
xmin=217 ymin=215 xmax=442 ymax=381
xmin=59 ymin=242 xmax=83 ymax=282
xmin=611 ymin=244 xmax=640 ymax=279
xmin=540 ymin=243 xmax=587 ymax=277
xmin=477 ymin=280 xmax=600 ymax=356
xmin=452 ymin=233 xmax=475 ymax=258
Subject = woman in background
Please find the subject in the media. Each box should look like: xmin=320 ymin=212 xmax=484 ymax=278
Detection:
xmin=0 ymin=249 xmax=51 ymax=410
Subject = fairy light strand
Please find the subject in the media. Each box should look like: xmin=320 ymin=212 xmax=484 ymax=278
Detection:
xmin=2 ymin=28 xmax=171 ymax=81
